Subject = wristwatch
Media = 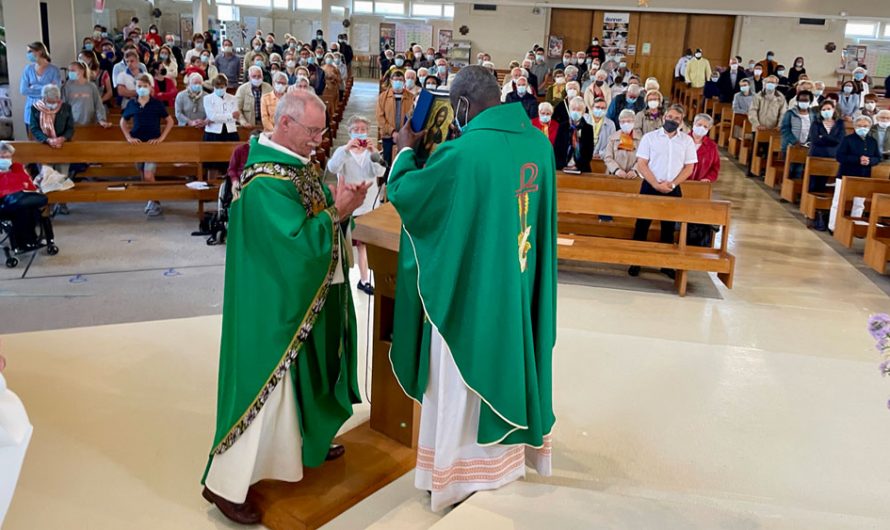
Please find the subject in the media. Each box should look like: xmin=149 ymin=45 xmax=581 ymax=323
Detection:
xmin=669 ymin=182 xmax=676 ymax=190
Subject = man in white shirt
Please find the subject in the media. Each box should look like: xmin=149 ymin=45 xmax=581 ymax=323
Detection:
xmin=628 ymin=103 xmax=698 ymax=279
xmin=115 ymin=50 xmax=146 ymax=108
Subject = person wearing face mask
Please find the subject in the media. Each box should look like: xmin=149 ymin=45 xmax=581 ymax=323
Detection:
xmin=684 ymin=48 xmax=712 ymax=89
xmin=703 ymin=71 xmax=721 ymax=101
xmin=62 ymin=61 xmax=110 ymax=128
xmin=788 ymin=56 xmax=806 ymax=86
xmin=851 ymin=67 xmax=870 ymax=100
xmin=747 ymin=64 xmax=766 ymax=93
xmin=380 ymin=48 xmax=395 ymax=75
xmin=553 ymin=81 xmax=580 ymax=125
xmin=403 ymin=69 xmax=421 ymax=97
xmin=606 ymin=83 xmax=644 ymax=127
xmin=586 ymin=38 xmax=606 ymax=64
xmin=200 ymin=51 xmax=221 ymax=91
xmin=20 ymin=42 xmax=62 ymax=127
xmin=203 ymin=74 xmax=241 ymax=145
xmin=780 ymin=90 xmax=814 ymax=153
xmin=235 ymin=66 xmax=272 ymax=128
xmin=604 ymin=109 xmax=641 ymax=178
xmin=145 ymin=24 xmax=162 ymax=48
xmin=575 ymin=52 xmax=589 ymax=78
xmin=859 ymin=94 xmax=880 ymax=118
xmin=151 ymin=64 xmax=179 ymax=109
xmin=164 ymin=34 xmax=185 ymax=68
xmin=155 ymin=44 xmax=179 ymax=81
xmin=326 ymin=114 xmax=386 ymax=294
xmin=262 ymin=34 xmax=282 ymax=57
xmin=320 ymin=53 xmax=341 ymax=119
xmin=376 ymin=71 xmax=415 ymax=168
xmin=501 ymin=67 xmax=525 ymax=102
xmin=388 ymin=65 xmax=558 ymax=514
xmin=837 ymin=81 xmax=860 ymax=120
xmin=732 ymin=79 xmax=754 ymax=117
xmin=756 ymin=51 xmax=778 ymax=77
xmin=532 ymin=102 xmax=558 ymax=146
xmin=243 ymin=39 xmax=268 ymax=79
xmin=774 ymin=65 xmax=793 ymax=101
xmin=531 ymin=52 xmax=550 ymax=94
xmin=586 ymin=97 xmax=615 ymax=160
xmin=215 ymin=39 xmax=241 ymax=89
xmin=827 ymin=115 xmax=882 ymax=232
xmin=610 ymin=60 xmax=632 ymax=86
xmin=175 ymin=73 xmax=208 ymax=127
xmin=674 ymin=49 xmax=693 ymax=80
xmin=583 ymin=70 xmax=613 ymax=112
xmin=806 ymin=100 xmax=846 ymax=229
xmin=0 ymin=141 xmax=54 ymax=255
xmin=747 ymin=75 xmax=785 ymax=131
xmin=554 ymin=97 xmax=594 ymax=173
xmin=556 ymin=50 xmax=574 ymax=72
xmin=869 ymin=110 xmax=890 ymax=161
xmin=185 ymin=33 xmax=213 ymax=66
xmin=717 ymin=58 xmax=743 ymax=103
xmin=811 ymin=81 xmax=827 ymax=106
xmin=687 ymin=113 xmax=720 ymax=183
xmin=628 ymin=104 xmax=698 ymax=278
xmin=260 ymin=72 xmax=289 ymax=132
xmin=505 ymin=76 xmax=539 ymax=119
xmin=120 ymin=74 xmax=174 ymax=217
xmin=786 ymin=81 xmax=814 ymax=110
xmin=634 ymin=90 xmax=666 ymax=137
xmin=337 ymin=34 xmax=354 ymax=78
xmin=29 ymin=83 xmax=74 ymax=156
xmin=545 ymin=70 xmax=567 ymax=106
xmin=310 ymin=30 xmax=327 ymax=53
xmin=520 ymin=60 xmax=539 ymax=94
xmin=115 ymin=50 xmax=149 ymax=108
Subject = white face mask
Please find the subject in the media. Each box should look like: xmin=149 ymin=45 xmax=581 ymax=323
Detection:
xmin=647 ymin=100 xmax=659 ymax=109
xmin=620 ymin=122 xmax=634 ymax=134
xmin=866 ymin=102 xmax=877 ymax=110
xmin=566 ymin=89 xmax=577 ymax=98
xmin=878 ymin=121 xmax=890 ymax=129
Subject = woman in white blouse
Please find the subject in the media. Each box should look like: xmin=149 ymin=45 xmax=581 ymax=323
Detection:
xmin=202 ymin=74 xmax=240 ymax=142
xmin=326 ymin=114 xmax=386 ymax=295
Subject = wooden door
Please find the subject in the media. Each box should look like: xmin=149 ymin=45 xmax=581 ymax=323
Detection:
xmin=633 ymin=13 xmax=688 ymax=88
xmin=685 ymin=15 xmax=736 ymax=70
xmin=550 ymin=8 xmax=594 ymax=56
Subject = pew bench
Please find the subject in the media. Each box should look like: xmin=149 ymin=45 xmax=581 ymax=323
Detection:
xmin=834 ymin=176 xmax=890 ymax=248
xmin=749 ymin=129 xmax=778 ymax=177
xmin=864 ymin=193 xmax=890 ymax=274
xmin=733 ymin=116 xmax=753 ymax=163
xmin=557 ymin=189 xmax=735 ymax=296
xmin=799 ymin=156 xmax=840 ymax=219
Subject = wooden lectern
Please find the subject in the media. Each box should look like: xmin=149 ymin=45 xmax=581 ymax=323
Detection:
xmin=250 ymin=204 xmax=419 ymax=529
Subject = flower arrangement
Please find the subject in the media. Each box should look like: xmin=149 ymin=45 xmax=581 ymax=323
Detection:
xmin=869 ymin=313 xmax=890 ymax=408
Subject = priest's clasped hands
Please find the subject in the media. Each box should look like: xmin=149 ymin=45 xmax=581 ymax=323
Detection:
xmin=330 ymin=177 xmax=372 ymax=221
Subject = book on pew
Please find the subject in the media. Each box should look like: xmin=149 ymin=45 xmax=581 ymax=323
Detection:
xmin=106 ymin=185 xmax=127 ymax=191
xmin=562 ymin=168 xmax=582 ymax=175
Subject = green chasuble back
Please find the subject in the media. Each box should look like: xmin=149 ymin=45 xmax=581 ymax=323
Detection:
xmin=388 ymin=103 xmax=557 ymax=447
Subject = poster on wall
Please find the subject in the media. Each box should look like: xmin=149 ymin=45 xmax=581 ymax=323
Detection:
xmin=438 ymin=29 xmax=453 ymax=54
xmin=354 ymin=23 xmax=371 ymax=53
xmin=380 ymin=23 xmax=396 ymax=54
xmin=180 ymin=15 xmax=194 ymax=45
xmin=223 ymin=20 xmax=246 ymax=49
xmin=396 ymin=23 xmax=432 ymax=51
xmin=244 ymin=16 xmax=258 ymax=42
xmin=548 ymin=35 xmax=563 ymax=58
xmin=602 ymin=12 xmax=630 ymax=64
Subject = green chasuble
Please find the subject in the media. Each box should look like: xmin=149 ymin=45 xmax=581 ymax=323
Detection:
xmin=202 ymin=137 xmax=361 ymax=482
xmin=387 ymin=103 xmax=558 ymax=447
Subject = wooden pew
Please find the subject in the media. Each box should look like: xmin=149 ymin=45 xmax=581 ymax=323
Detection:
xmin=748 ymin=129 xmax=778 ymax=177
xmin=763 ymin=134 xmax=785 ymax=188
xmin=721 ymin=112 xmax=743 ymax=151
xmin=13 ymin=141 xmax=239 ymax=216
xmin=557 ymin=189 xmax=735 ymax=296
xmin=834 ymin=177 xmax=890 ymax=248
xmin=711 ymin=102 xmax=732 ymax=143
xmin=558 ymin=173 xmax=711 ymax=242
xmin=773 ymin=144 xmax=809 ymax=192
xmin=72 ymin=125 xmax=255 ymax=142
xmin=734 ymin=117 xmax=754 ymax=163
xmin=864 ymin=193 xmax=890 ymax=273
xmin=799 ymin=156 xmax=840 ymax=219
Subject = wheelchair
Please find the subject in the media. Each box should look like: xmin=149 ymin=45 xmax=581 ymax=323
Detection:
xmin=0 ymin=192 xmax=59 ymax=268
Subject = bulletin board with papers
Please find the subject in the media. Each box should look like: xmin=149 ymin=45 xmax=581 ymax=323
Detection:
xmin=396 ymin=23 xmax=432 ymax=52
xmin=353 ymin=23 xmax=371 ymax=53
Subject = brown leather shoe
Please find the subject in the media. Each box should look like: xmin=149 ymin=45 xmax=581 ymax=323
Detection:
xmin=202 ymin=487 xmax=262 ymax=525
xmin=326 ymin=444 xmax=346 ymax=461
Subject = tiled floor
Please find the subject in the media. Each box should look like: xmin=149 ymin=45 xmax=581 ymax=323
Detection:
xmin=3 ymin=81 xmax=890 ymax=529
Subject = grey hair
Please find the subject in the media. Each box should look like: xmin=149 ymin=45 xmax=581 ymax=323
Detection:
xmin=347 ymin=114 xmax=371 ymax=130
xmin=693 ymin=113 xmax=713 ymax=126
xmin=813 ymin=80 xmax=825 ymax=88
xmin=618 ymin=109 xmax=636 ymax=121
xmin=272 ymin=71 xmax=288 ymax=84
xmin=877 ymin=109 xmax=890 ymax=119
xmin=626 ymin=84 xmax=642 ymax=96
xmin=248 ymin=65 xmax=263 ymax=77
xmin=41 ymin=84 xmax=61 ymax=100
xmin=538 ymin=102 xmax=554 ymax=113
xmin=565 ymin=65 xmax=578 ymax=76
xmin=187 ymin=72 xmax=204 ymax=84
xmin=0 ymin=141 xmax=15 ymax=155
xmin=667 ymin=103 xmax=687 ymax=117
xmin=273 ymin=88 xmax=326 ymax=127
xmin=854 ymin=114 xmax=873 ymax=127
xmin=568 ymin=96 xmax=586 ymax=110
xmin=449 ymin=65 xmax=500 ymax=109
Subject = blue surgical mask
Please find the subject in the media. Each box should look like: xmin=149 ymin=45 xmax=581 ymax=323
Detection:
xmin=540 ymin=115 xmax=551 ymax=123
xmin=201 ymin=55 xmax=209 ymax=63
xmin=517 ymin=85 xmax=528 ymax=96
xmin=592 ymin=108 xmax=605 ymax=118
xmin=0 ymin=159 xmax=11 ymax=171
xmin=395 ymin=58 xmax=404 ymax=67
xmin=821 ymin=110 xmax=833 ymax=120
xmin=692 ymin=125 xmax=708 ymax=137
xmin=350 ymin=132 xmax=368 ymax=140
xmin=765 ymin=82 xmax=777 ymax=92
xmin=214 ymin=88 xmax=225 ymax=97
xmin=189 ymin=84 xmax=202 ymax=93
xmin=391 ymin=80 xmax=404 ymax=91
xmin=136 ymin=87 xmax=150 ymax=98
xmin=569 ymin=111 xmax=582 ymax=122
xmin=843 ymin=86 xmax=853 ymax=94
xmin=68 ymin=71 xmax=78 ymax=81
xmin=626 ymin=97 xmax=637 ymax=104
xmin=854 ymin=73 xmax=865 ymax=81
xmin=255 ymin=60 xmax=264 ymax=68
xmin=308 ymin=56 xmax=316 ymax=64
xmin=856 ymin=127 xmax=870 ymax=138
xmin=27 ymin=51 xmax=36 ymax=63
xmin=84 ymin=43 xmax=94 ymax=51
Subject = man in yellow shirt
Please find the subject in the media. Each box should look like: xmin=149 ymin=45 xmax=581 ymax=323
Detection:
xmin=684 ymin=48 xmax=712 ymax=89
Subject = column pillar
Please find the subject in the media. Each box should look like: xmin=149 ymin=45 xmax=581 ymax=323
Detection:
xmin=4 ymin=0 xmax=42 ymax=139
xmin=321 ymin=0 xmax=332 ymax=46
xmin=192 ymin=0 xmax=214 ymax=35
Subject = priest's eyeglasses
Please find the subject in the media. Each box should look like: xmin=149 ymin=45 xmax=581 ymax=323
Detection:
xmin=292 ymin=121 xmax=328 ymax=139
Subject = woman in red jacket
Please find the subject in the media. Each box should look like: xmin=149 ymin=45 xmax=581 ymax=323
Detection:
xmin=0 ymin=141 xmax=53 ymax=253
xmin=688 ymin=113 xmax=720 ymax=182
xmin=531 ymin=101 xmax=558 ymax=146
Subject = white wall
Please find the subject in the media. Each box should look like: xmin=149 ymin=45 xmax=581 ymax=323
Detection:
xmin=734 ymin=16 xmax=845 ymax=85
xmin=451 ymin=4 xmax=548 ymax=67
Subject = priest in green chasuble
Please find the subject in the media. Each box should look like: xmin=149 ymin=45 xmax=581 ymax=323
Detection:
xmin=201 ymin=89 xmax=370 ymax=525
xmin=388 ymin=66 xmax=558 ymax=511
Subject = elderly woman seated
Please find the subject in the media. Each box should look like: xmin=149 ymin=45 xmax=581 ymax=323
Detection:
xmin=0 ymin=141 xmax=55 ymax=255
xmin=175 ymin=73 xmax=208 ymax=127
xmin=554 ymin=96 xmax=593 ymax=173
xmin=28 ymin=85 xmax=74 ymax=148
xmin=688 ymin=113 xmax=720 ymax=182
xmin=532 ymin=102 xmax=558 ymax=146
xmin=604 ymin=109 xmax=640 ymax=178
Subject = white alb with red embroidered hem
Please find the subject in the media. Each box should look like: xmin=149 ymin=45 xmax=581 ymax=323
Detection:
xmin=415 ymin=329 xmax=552 ymax=512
